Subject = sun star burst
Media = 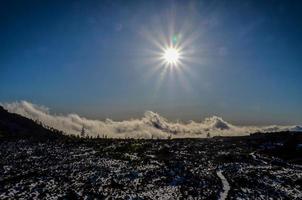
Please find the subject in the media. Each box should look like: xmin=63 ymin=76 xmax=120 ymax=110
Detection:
xmin=162 ymin=47 xmax=180 ymax=66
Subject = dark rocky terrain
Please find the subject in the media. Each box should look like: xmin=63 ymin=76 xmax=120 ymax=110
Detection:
xmin=0 ymin=106 xmax=301 ymax=199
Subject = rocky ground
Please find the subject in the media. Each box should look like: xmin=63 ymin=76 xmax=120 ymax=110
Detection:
xmin=0 ymin=135 xmax=301 ymax=199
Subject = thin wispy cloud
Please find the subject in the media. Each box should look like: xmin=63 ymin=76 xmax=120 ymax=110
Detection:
xmin=1 ymin=101 xmax=301 ymax=139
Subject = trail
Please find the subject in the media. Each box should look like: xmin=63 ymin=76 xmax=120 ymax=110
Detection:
xmin=250 ymin=152 xmax=302 ymax=170
xmin=250 ymin=152 xmax=268 ymax=165
xmin=217 ymin=169 xmax=230 ymax=200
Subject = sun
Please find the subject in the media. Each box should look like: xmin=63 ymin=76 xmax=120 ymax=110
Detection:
xmin=162 ymin=47 xmax=180 ymax=66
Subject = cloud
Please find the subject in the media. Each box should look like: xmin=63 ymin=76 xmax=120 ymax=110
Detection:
xmin=1 ymin=101 xmax=301 ymax=139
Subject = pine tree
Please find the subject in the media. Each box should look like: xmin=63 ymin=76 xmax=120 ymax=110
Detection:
xmin=81 ymin=126 xmax=85 ymax=138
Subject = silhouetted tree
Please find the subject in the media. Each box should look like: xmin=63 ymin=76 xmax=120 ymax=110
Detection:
xmin=81 ymin=126 xmax=85 ymax=138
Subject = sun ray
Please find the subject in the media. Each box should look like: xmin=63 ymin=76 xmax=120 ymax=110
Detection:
xmin=138 ymin=11 xmax=205 ymax=100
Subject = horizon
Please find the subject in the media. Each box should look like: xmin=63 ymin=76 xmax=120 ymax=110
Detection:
xmin=1 ymin=0 xmax=302 ymax=126
xmin=1 ymin=100 xmax=301 ymax=139
xmin=1 ymin=100 xmax=302 ymax=127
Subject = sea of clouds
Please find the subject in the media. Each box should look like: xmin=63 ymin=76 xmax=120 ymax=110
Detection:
xmin=1 ymin=101 xmax=301 ymax=139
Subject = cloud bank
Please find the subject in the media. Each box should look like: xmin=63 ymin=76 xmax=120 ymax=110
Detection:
xmin=1 ymin=101 xmax=301 ymax=139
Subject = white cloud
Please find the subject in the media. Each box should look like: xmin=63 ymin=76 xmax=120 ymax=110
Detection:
xmin=1 ymin=101 xmax=301 ymax=139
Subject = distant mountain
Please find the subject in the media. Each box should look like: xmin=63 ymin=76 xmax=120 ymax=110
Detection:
xmin=291 ymin=125 xmax=302 ymax=132
xmin=0 ymin=106 xmax=65 ymax=140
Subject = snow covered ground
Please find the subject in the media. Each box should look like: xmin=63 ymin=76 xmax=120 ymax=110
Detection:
xmin=0 ymin=136 xmax=301 ymax=199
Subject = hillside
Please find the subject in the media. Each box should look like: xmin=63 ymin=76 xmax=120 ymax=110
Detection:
xmin=0 ymin=106 xmax=65 ymax=140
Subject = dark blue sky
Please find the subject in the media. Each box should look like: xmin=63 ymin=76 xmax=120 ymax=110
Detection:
xmin=1 ymin=0 xmax=302 ymax=125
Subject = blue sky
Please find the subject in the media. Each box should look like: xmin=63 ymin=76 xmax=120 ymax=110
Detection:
xmin=0 ymin=0 xmax=302 ymax=125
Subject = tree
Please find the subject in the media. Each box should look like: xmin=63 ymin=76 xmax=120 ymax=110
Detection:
xmin=81 ymin=126 xmax=85 ymax=138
